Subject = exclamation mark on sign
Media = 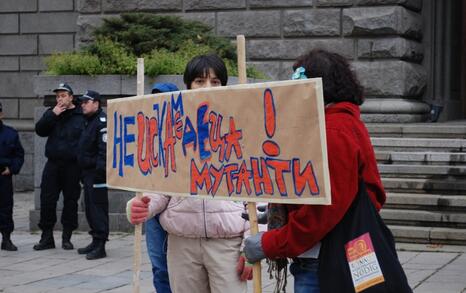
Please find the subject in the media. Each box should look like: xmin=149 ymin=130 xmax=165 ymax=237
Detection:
xmin=262 ymin=89 xmax=280 ymax=157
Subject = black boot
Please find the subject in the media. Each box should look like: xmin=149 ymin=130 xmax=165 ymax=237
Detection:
xmin=33 ymin=230 xmax=55 ymax=250
xmin=86 ymin=240 xmax=106 ymax=260
xmin=1 ymin=232 xmax=18 ymax=251
xmin=77 ymin=238 xmax=97 ymax=255
xmin=62 ymin=229 xmax=74 ymax=250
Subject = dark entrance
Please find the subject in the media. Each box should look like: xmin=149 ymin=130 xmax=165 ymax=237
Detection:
xmin=462 ymin=0 xmax=466 ymax=118
xmin=423 ymin=0 xmax=465 ymax=121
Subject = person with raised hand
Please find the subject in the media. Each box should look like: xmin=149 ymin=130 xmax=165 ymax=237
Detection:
xmin=34 ymin=83 xmax=85 ymax=251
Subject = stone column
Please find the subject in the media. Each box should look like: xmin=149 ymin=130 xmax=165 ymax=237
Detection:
xmin=343 ymin=2 xmax=429 ymax=122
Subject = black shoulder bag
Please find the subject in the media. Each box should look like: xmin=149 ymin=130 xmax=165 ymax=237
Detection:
xmin=318 ymin=181 xmax=412 ymax=293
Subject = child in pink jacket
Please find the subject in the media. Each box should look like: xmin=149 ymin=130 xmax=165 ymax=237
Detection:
xmin=127 ymin=54 xmax=252 ymax=293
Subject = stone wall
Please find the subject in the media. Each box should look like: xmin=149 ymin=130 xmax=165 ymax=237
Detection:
xmin=77 ymin=0 xmax=429 ymax=122
xmin=0 ymin=0 xmax=78 ymax=190
xmin=1 ymin=0 xmax=433 ymax=191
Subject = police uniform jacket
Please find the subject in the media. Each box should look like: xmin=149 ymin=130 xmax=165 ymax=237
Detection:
xmin=77 ymin=108 xmax=107 ymax=184
xmin=35 ymin=105 xmax=85 ymax=162
xmin=0 ymin=121 xmax=24 ymax=175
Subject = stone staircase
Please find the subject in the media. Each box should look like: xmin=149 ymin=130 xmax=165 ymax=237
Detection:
xmin=368 ymin=123 xmax=466 ymax=245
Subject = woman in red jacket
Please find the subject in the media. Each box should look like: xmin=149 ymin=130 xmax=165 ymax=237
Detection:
xmin=243 ymin=49 xmax=386 ymax=293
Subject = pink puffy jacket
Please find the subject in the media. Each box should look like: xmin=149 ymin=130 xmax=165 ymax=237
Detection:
xmin=144 ymin=194 xmax=250 ymax=239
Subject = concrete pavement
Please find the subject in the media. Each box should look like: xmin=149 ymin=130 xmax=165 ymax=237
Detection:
xmin=1 ymin=192 xmax=466 ymax=293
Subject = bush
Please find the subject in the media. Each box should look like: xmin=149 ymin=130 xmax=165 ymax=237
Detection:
xmin=93 ymin=13 xmax=236 ymax=60
xmin=44 ymin=13 xmax=267 ymax=79
xmin=85 ymin=38 xmax=136 ymax=75
xmin=145 ymin=41 xmax=213 ymax=76
xmin=45 ymin=38 xmax=136 ymax=76
xmin=45 ymin=53 xmax=103 ymax=75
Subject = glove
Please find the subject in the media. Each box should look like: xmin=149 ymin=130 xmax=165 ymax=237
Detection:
xmin=127 ymin=196 xmax=151 ymax=224
xmin=241 ymin=203 xmax=268 ymax=224
xmin=236 ymin=252 xmax=253 ymax=281
xmin=244 ymin=232 xmax=266 ymax=263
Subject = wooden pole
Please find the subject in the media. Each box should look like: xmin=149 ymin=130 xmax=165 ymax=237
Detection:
xmin=132 ymin=58 xmax=144 ymax=293
xmin=237 ymin=35 xmax=262 ymax=293
xmin=237 ymin=35 xmax=247 ymax=85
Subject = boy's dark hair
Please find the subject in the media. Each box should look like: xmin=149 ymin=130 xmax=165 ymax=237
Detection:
xmin=183 ymin=54 xmax=228 ymax=89
xmin=293 ymin=49 xmax=364 ymax=105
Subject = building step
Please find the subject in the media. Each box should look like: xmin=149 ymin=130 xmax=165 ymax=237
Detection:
xmin=381 ymin=209 xmax=466 ymax=228
xmin=371 ymin=137 xmax=466 ymax=152
xmin=376 ymin=151 xmax=466 ymax=165
xmin=367 ymin=123 xmax=466 ymax=245
xmin=378 ymin=164 xmax=466 ymax=177
xmin=388 ymin=225 xmax=466 ymax=245
xmin=382 ymin=178 xmax=466 ymax=194
xmin=368 ymin=123 xmax=466 ymax=139
xmin=384 ymin=193 xmax=466 ymax=211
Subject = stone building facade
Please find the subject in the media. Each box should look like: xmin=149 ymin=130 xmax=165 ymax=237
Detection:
xmin=0 ymin=0 xmax=464 ymax=190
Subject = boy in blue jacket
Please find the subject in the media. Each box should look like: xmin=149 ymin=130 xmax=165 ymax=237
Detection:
xmin=146 ymin=82 xmax=179 ymax=293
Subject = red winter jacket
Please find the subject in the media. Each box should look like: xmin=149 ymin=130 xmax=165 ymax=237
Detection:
xmin=261 ymin=101 xmax=386 ymax=259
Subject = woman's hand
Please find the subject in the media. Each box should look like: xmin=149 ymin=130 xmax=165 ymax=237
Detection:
xmin=236 ymin=253 xmax=253 ymax=281
xmin=129 ymin=196 xmax=151 ymax=224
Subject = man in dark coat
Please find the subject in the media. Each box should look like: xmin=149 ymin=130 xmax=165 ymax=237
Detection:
xmin=34 ymin=83 xmax=85 ymax=251
xmin=0 ymin=101 xmax=25 ymax=251
xmin=76 ymin=90 xmax=108 ymax=260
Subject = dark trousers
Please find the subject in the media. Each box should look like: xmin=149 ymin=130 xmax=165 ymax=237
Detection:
xmin=82 ymin=172 xmax=109 ymax=240
xmin=38 ymin=160 xmax=81 ymax=231
xmin=0 ymin=175 xmax=14 ymax=233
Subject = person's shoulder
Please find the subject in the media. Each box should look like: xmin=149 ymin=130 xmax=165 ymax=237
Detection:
xmin=98 ymin=111 xmax=107 ymax=123
xmin=3 ymin=124 xmax=17 ymax=132
xmin=41 ymin=107 xmax=54 ymax=115
xmin=326 ymin=102 xmax=361 ymax=129
xmin=2 ymin=124 xmax=19 ymax=137
xmin=94 ymin=111 xmax=106 ymax=129
xmin=72 ymin=106 xmax=83 ymax=115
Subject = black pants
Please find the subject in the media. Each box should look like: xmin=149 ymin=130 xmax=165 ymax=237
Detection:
xmin=0 ymin=175 xmax=14 ymax=233
xmin=82 ymin=172 xmax=109 ymax=240
xmin=38 ymin=160 xmax=81 ymax=231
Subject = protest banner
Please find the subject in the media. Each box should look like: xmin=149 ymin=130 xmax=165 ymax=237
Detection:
xmin=106 ymin=78 xmax=331 ymax=205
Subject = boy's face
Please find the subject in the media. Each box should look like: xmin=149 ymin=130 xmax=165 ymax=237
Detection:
xmin=190 ymin=68 xmax=222 ymax=89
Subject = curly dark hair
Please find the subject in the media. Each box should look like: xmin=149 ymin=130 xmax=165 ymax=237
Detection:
xmin=293 ymin=49 xmax=364 ymax=105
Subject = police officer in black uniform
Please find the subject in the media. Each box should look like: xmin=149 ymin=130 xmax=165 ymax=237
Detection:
xmin=0 ymin=102 xmax=24 ymax=251
xmin=76 ymin=90 xmax=109 ymax=260
xmin=34 ymin=83 xmax=85 ymax=251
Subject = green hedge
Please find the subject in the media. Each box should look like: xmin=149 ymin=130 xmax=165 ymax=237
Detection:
xmin=45 ymin=13 xmax=266 ymax=79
